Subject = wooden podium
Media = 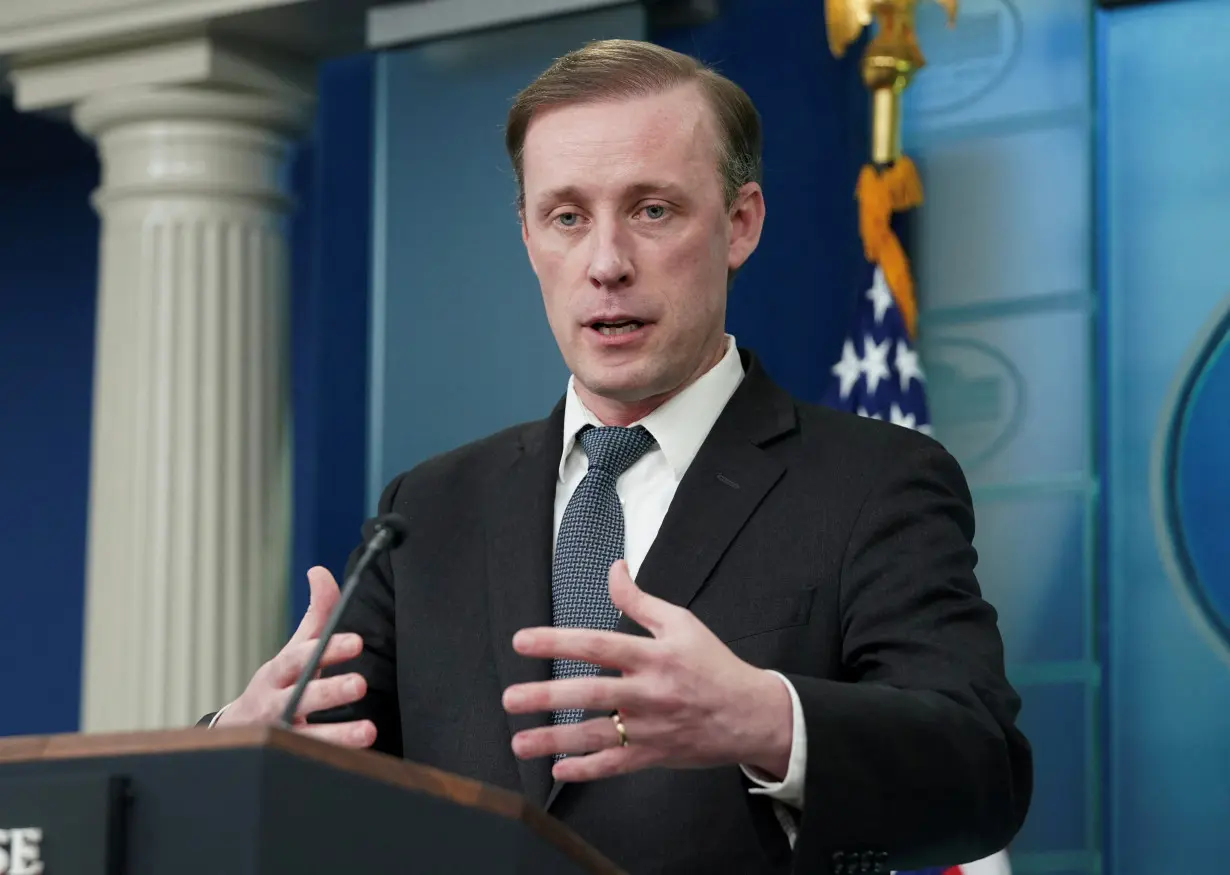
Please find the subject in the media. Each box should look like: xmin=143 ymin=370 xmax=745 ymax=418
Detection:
xmin=0 ymin=726 xmax=624 ymax=875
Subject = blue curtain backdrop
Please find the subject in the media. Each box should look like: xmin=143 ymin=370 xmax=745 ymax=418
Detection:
xmin=0 ymin=99 xmax=99 ymax=736
xmin=287 ymin=53 xmax=376 ymax=624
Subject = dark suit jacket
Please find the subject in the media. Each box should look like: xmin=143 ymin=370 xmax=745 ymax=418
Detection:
xmin=213 ymin=350 xmax=1032 ymax=874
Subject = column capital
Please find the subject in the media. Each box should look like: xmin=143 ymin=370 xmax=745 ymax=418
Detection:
xmin=2 ymin=30 xmax=317 ymax=214
xmin=0 ymin=0 xmax=380 ymax=72
xmin=8 ymin=33 xmax=316 ymax=115
xmin=73 ymin=81 xmax=313 ymax=141
xmin=73 ymin=82 xmax=313 ymax=214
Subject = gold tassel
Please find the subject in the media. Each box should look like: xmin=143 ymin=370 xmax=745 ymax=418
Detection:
xmin=855 ymin=156 xmax=923 ymax=339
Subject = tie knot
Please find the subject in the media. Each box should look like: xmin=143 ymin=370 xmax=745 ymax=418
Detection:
xmin=577 ymin=425 xmax=656 ymax=479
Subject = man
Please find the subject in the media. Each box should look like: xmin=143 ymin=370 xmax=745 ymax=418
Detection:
xmin=202 ymin=39 xmax=1032 ymax=874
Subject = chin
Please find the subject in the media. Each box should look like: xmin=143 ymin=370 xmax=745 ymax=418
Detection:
xmin=578 ymin=366 xmax=678 ymax=406
xmin=581 ymin=377 xmax=653 ymax=403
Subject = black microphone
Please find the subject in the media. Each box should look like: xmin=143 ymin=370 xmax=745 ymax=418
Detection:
xmin=278 ymin=512 xmax=409 ymax=728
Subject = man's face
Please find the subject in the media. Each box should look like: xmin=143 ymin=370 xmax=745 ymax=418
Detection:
xmin=519 ymin=83 xmax=764 ymax=418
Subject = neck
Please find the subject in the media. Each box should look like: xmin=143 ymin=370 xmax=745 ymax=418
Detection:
xmin=577 ymin=337 xmax=728 ymax=427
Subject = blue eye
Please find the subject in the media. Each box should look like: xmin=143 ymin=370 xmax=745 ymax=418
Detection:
xmin=556 ymin=212 xmax=579 ymax=227
xmin=644 ymin=205 xmax=666 ymax=219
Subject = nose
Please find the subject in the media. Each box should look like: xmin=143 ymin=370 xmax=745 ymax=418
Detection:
xmin=587 ymin=221 xmax=634 ymax=290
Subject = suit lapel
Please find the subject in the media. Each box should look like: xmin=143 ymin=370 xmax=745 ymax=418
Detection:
xmin=546 ymin=352 xmax=797 ymax=808
xmin=625 ymin=350 xmax=796 ymax=630
xmin=486 ymin=401 xmax=564 ymax=808
xmin=625 ymin=438 xmax=785 ymax=625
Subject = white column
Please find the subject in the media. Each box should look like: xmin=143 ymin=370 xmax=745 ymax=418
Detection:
xmin=73 ymin=84 xmax=313 ymax=732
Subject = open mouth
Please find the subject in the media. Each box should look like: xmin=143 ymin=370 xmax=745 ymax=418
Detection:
xmin=590 ymin=320 xmax=645 ymax=337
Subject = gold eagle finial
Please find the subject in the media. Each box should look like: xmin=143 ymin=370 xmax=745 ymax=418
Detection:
xmin=826 ymin=0 xmax=958 ymax=165
xmin=826 ymin=0 xmax=958 ymax=59
xmin=825 ymin=0 xmax=873 ymax=58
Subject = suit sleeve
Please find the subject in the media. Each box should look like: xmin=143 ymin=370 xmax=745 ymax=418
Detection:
xmin=304 ymin=473 xmax=407 ymax=758
xmin=788 ymin=438 xmax=1033 ymax=873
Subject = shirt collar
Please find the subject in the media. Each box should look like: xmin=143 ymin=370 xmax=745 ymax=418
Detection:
xmin=559 ymin=335 xmax=745 ymax=481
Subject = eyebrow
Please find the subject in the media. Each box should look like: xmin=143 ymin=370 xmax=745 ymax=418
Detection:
xmin=534 ymin=181 xmax=690 ymax=211
xmin=626 ymin=181 xmax=689 ymax=201
xmin=535 ymin=185 xmax=585 ymax=209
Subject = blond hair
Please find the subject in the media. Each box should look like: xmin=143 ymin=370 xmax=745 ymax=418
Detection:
xmin=505 ymin=39 xmax=762 ymax=209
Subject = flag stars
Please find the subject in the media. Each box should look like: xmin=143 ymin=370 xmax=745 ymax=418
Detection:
xmin=825 ymin=266 xmax=932 ymax=437
xmin=866 ymin=267 xmax=895 ymax=325
xmin=860 ymin=335 xmax=891 ymax=394
xmin=895 ymin=339 xmax=924 ymax=391
xmin=831 ymin=339 xmax=863 ymax=400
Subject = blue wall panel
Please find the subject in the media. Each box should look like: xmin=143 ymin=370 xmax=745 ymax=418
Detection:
xmin=1102 ymin=1 xmax=1230 ymax=870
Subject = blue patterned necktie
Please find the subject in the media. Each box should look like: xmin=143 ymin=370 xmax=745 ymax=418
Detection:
xmin=550 ymin=424 xmax=657 ymax=728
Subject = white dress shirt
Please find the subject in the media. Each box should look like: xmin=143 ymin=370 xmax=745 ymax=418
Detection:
xmin=556 ymin=334 xmax=806 ymax=844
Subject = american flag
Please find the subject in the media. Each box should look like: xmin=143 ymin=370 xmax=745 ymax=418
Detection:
xmin=822 ymin=263 xmax=930 ymax=432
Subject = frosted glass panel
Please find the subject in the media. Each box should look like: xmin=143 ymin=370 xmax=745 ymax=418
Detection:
xmin=920 ymin=306 xmax=1090 ymax=485
xmin=1013 ymin=682 xmax=1090 ymax=853
xmin=905 ymin=0 xmax=1090 ymax=137
xmin=911 ymin=127 xmax=1091 ymax=310
xmin=973 ymin=492 xmax=1088 ymax=665
xmin=902 ymin=0 xmax=1097 ymax=867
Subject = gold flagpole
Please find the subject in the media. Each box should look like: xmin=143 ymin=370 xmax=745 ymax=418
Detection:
xmin=825 ymin=0 xmax=957 ymax=338
xmin=825 ymin=0 xmax=957 ymax=165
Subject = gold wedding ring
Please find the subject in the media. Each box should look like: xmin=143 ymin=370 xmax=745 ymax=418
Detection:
xmin=611 ymin=711 xmax=629 ymax=747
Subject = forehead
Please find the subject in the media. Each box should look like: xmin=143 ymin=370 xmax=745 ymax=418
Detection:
xmin=520 ymin=84 xmax=721 ymax=198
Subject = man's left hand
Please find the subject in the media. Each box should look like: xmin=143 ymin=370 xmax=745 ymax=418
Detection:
xmin=502 ymin=559 xmax=793 ymax=783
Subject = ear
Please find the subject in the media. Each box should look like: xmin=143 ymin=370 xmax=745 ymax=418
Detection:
xmin=726 ymin=182 xmax=766 ymax=273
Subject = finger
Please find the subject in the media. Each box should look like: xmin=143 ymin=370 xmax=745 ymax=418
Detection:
xmin=290 ymin=566 xmax=341 ymax=645
xmin=287 ymin=672 xmax=367 ymax=719
xmin=551 ymin=744 xmax=655 ymax=782
xmin=270 ymin=633 xmax=363 ymax=686
xmin=511 ymin=626 xmax=654 ymax=670
xmin=511 ymin=716 xmax=619 ymax=759
xmin=503 ymin=676 xmax=649 ymax=715
xmin=296 ymin=719 xmax=377 ymax=749
xmin=607 ymin=559 xmax=678 ymax=634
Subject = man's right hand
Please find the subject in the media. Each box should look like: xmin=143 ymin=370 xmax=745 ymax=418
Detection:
xmin=213 ymin=566 xmax=377 ymax=748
